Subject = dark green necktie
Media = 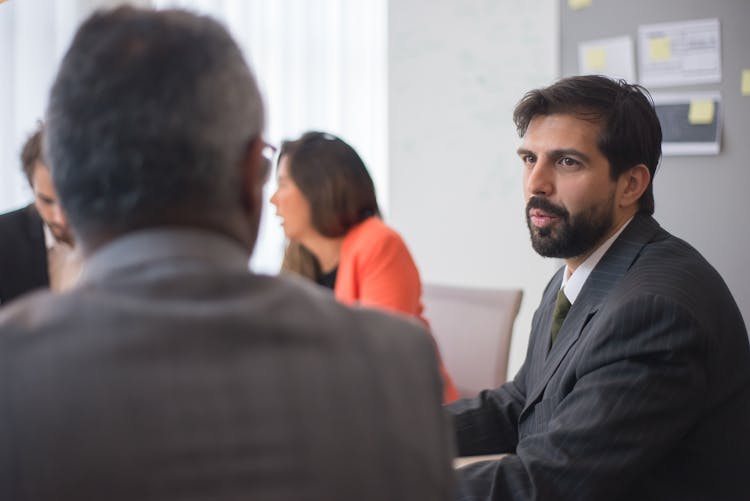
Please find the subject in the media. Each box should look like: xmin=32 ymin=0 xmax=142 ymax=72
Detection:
xmin=550 ymin=288 xmax=571 ymax=345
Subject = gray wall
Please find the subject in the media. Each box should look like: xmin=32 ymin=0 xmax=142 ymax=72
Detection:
xmin=560 ymin=0 xmax=750 ymax=330
xmin=388 ymin=0 xmax=559 ymax=378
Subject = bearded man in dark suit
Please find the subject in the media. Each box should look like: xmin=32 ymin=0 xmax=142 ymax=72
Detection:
xmin=448 ymin=75 xmax=750 ymax=501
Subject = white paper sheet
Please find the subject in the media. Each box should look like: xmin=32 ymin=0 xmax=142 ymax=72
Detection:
xmin=638 ymin=18 xmax=721 ymax=87
xmin=652 ymin=92 xmax=722 ymax=156
xmin=578 ymin=36 xmax=635 ymax=82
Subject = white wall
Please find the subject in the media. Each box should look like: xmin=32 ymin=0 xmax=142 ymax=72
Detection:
xmin=388 ymin=0 xmax=560 ymax=378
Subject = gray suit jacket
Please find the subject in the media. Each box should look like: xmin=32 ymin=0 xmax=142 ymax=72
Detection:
xmin=448 ymin=214 xmax=750 ymax=501
xmin=0 ymin=229 xmax=454 ymax=501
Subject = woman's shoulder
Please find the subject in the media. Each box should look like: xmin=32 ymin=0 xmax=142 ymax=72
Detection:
xmin=344 ymin=217 xmax=403 ymax=247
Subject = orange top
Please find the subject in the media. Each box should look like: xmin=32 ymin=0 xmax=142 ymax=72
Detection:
xmin=334 ymin=217 xmax=459 ymax=403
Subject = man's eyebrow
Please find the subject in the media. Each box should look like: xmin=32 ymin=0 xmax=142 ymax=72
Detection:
xmin=516 ymin=147 xmax=534 ymax=156
xmin=548 ymin=148 xmax=591 ymax=162
xmin=37 ymin=193 xmax=56 ymax=203
xmin=516 ymin=147 xmax=592 ymax=162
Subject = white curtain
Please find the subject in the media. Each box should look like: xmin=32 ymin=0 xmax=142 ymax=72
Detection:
xmin=0 ymin=0 xmax=387 ymax=273
xmin=0 ymin=0 xmax=81 ymax=212
xmin=153 ymin=0 xmax=388 ymax=272
xmin=0 ymin=0 xmax=150 ymax=209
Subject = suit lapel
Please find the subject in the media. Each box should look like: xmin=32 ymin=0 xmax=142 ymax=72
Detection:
xmin=25 ymin=204 xmax=50 ymax=286
xmin=527 ymin=269 xmax=563 ymax=378
xmin=525 ymin=215 xmax=663 ymax=407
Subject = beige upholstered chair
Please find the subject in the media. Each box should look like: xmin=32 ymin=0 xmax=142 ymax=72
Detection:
xmin=422 ymin=283 xmax=523 ymax=399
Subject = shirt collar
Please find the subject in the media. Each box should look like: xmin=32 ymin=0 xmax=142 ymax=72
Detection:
xmin=43 ymin=223 xmax=56 ymax=250
xmin=561 ymin=216 xmax=634 ymax=304
xmin=43 ymin=221 xmax=76 ymax=251
xmin=79 ymin=227 xmax=252 ymax=284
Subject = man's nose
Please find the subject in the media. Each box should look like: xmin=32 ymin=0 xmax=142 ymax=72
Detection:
xmin=525 ymin=159 xmax=555 ymax=197
xmin=51 ymin=204 xmax=68 ymax=227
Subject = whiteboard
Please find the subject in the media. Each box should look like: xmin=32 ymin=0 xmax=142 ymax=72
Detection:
xmin=389 ymin=0 xmax=560 ymax=378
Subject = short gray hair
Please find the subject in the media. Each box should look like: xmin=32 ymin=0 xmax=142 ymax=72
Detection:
xmin=45 ymin=6 xmax=264 ymax=239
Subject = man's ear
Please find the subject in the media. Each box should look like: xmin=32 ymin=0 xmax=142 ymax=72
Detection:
xmin=240 ymin=136 xmax=265 ymax=214
xmin=618 ymin=163 xmax=651 ymax=209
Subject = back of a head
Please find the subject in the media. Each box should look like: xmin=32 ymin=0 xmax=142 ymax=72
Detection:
xmin=279 ymin=131 xmax=380 ymax=238
xmin=513 ymin=75 xmax=662 ymax=214
xmin=44 ymin=6 xmax=264 ymax=247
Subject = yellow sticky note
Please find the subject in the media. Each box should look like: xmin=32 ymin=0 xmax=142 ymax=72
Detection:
xmin=649 ymin=37 xmax=672 ymax=62
xmin=568 ymin=0 xmax=592 ymax=10
xmin=585 ymin=48 xmax=607 ymax=70
xmin=688 ymin=100 xmax=715 ymax=125
xmin=742 ymin=69 xmax=750 ymax=96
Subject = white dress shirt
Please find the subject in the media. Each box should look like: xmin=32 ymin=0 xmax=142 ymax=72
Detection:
xmin=44 ymin=225 xmax=81 ymax=292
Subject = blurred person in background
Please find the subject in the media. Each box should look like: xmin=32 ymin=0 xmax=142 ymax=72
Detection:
xmin=271 ymin=131 xmax=459 ymax=403
xmin=0 ymin=121 xmax=79 ymax=305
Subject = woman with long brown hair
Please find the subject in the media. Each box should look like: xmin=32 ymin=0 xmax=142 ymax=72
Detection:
xmin=270 ymin=131 xmax=458 ymax=403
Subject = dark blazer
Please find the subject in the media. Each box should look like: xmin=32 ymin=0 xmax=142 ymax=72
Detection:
xmin=448 ymin=214 xmax=750 ymax=501
xmin=0 ymin=229 xmax=454 ymax=501
xmin=0 ymin=204 xmax=49 ymax=305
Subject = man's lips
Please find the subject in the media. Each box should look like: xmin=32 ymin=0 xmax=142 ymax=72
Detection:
xmin=528 ymin=208 xmax=559 ymax=228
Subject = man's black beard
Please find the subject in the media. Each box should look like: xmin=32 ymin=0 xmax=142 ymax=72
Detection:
xmin=526 ymin=195 xmax=614 ymax=259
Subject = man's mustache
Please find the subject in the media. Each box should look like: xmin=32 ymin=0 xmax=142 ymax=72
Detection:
xmin=526 ymin=196 xmax=568 ymax=218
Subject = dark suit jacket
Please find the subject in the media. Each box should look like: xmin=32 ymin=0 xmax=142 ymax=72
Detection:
xmin=448 ymin=214 xmax=750 ymax=501
xmin=0 ymin=204 xmax=49 ymax=305
xmin=0 ymin=229 xmax=454 ymax=501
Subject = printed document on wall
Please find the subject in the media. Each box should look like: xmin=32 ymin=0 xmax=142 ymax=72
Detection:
xmin=638 ymin=18 xmax=721 ymax=87
xmin=652 ymin=92 xmax=722 ymax=156
xmin=578 ymin=36 xmax=635 ymax=82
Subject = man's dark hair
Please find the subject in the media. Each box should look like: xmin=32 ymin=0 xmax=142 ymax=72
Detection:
xmin=279 ymin=131 xmax=380 ymax=238
xmin=44 ymin=6 xmax=264 ymax=241
xmin=513 ymin=75 xmax=662 ymax=215
xmin=20 ymin=121 xmax=45 ymax=185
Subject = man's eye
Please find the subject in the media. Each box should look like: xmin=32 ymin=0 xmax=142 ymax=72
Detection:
xmin=521 ymin=155 xmax=535 ymax=164
xmin=559 ymin=157 xmax=579 ymax=167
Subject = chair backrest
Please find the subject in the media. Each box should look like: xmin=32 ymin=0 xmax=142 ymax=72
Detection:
xmin=422 ymin=283 xmax=523 ymax=398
